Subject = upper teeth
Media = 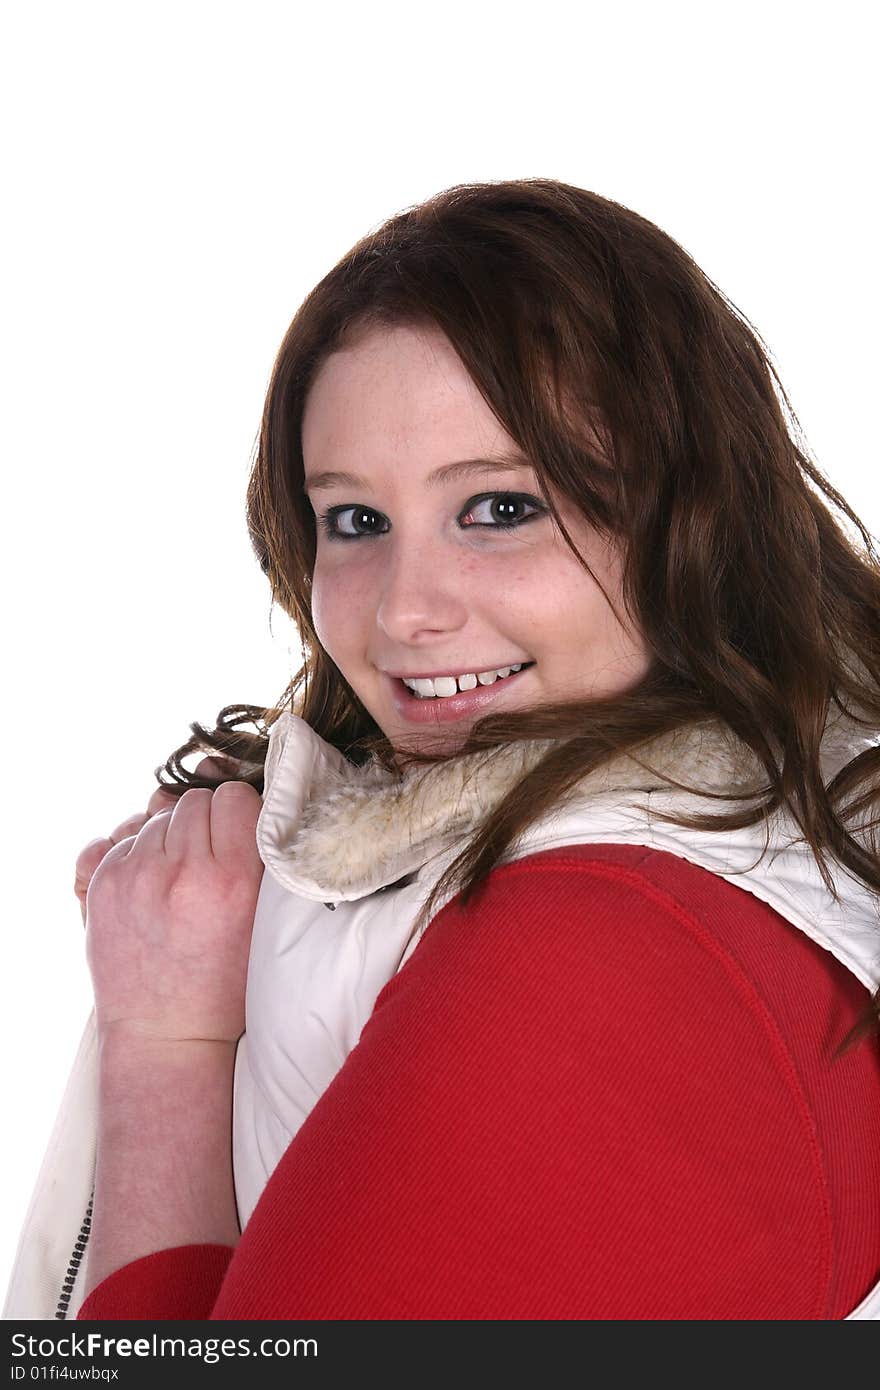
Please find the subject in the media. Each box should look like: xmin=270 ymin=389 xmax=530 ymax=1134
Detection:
xmin=402 ymin=663 xmax=527 ymax=698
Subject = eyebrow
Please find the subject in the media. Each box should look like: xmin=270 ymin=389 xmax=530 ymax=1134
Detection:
xmin=302 ymin=451 xmax=535 ymax=495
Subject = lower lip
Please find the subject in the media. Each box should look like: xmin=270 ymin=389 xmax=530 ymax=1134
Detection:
xmin=387 ymin=666 xmax=534 ymax=724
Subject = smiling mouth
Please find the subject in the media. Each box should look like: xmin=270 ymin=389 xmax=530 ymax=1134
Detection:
xmin=400 ymin=661 xmax=536 ymax=698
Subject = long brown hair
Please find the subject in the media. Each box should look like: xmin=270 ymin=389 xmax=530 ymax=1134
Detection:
xmin=156 ymin=177 xmax=880 ymax=1049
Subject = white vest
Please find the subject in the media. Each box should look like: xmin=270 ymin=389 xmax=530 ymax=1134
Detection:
xmin=5 ymin=709 xmax=880 ymax=1320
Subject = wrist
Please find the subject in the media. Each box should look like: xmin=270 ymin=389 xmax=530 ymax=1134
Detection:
xmin=87 ymin=1025 xmax=241 ymax=1295
xmin=97 ymin=1025 xmax=238 ymax=1068
xmin=96 ymin=1030 xmax=238 ymax=1117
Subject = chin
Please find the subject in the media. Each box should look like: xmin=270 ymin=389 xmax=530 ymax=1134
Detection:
xmin=390 ymin=725 xmax=469 ymax=758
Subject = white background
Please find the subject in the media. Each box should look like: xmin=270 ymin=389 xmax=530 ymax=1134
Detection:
xmin=2 ymin=0 xmax=877 ymax=1303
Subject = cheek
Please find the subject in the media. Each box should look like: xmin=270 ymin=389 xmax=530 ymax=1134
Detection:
xmin=310 ymin=562 xmax=368 ymax=659
xmin=496 ymin=553 xmax=588 ymax=624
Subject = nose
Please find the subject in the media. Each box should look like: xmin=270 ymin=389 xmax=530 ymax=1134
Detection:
xmin=374 ymin=531 xmax=471 ymax=645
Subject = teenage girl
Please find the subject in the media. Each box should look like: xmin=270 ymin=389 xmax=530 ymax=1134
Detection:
xmin=21 ymin=178 xmax=880 ymax=1319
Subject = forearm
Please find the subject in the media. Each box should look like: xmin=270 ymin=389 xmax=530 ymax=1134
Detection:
xmin=83 ymin=1034 xmax=240 ymax=1299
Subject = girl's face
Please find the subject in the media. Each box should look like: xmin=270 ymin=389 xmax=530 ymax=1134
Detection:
xmin=302 ymin=323 xmax=651 ymax=755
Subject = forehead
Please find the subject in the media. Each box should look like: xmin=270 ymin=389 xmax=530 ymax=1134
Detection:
xmin=301 ymin=324 xmax=523 ymax=481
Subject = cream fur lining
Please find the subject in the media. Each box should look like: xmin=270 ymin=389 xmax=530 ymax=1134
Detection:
xmin=268 ymin=709 xmax=872 ymax=899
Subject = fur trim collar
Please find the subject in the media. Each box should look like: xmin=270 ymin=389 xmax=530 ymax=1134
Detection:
xmin=255 ymin=705 xmax=876 ymax=903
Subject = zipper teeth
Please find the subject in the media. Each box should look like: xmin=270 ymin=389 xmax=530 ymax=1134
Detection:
xmin=55 ymin=1192 xmax=93 ymax=1320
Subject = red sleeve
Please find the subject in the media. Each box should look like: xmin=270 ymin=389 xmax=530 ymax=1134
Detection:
xmin=80 ymin=845 xmax=880 ymax=1320
xmin=78 ymin=1245 xmax=233 ymax=1320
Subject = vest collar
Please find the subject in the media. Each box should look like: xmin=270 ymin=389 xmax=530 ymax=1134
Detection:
xmin=255 ymin=706 xmax=876 ymax=904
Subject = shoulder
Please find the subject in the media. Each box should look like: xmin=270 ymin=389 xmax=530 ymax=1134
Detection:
xmin=393 ymin=845 xmax=875 ymax=1104
xmin=392 ymin=843 xmax=807 ymax=1026
xmin=317 ymin=843 xmax=847 ymax=1316
xmin=402 ymin=842 xmax=868 ymax=1027
xmin=372 ymin=842 xmax=830 ymax=1157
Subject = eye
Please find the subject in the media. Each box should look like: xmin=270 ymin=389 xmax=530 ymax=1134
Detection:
xmin=318 ymin=505 xmax=389 ymax=540
xmin=459 ymin=493 xmax=545 ymax=529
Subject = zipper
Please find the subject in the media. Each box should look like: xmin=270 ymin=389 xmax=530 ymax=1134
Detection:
xmin=55 ymin=1191 xmax=93 ymax=1320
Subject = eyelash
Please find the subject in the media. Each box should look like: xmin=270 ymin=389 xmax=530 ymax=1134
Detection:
xmin=316 ymin=492 xmax=546 ymax=542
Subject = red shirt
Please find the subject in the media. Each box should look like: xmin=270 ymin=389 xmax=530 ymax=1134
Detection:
xmin=79 ymin=845 xmax=880 ymax=1320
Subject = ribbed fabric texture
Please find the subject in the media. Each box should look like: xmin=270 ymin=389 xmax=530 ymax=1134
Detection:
xmin=78 ymin=845 xmax=880 ymax=1321
xmin=79 ymin=1244 xmax=233 ymax=1320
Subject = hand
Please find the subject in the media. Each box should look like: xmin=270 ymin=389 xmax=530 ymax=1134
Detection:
xmin=83 ymin=773 xmax=264 ymax=1047
xmin=73 ymin=758 xmax=237 ymax=927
